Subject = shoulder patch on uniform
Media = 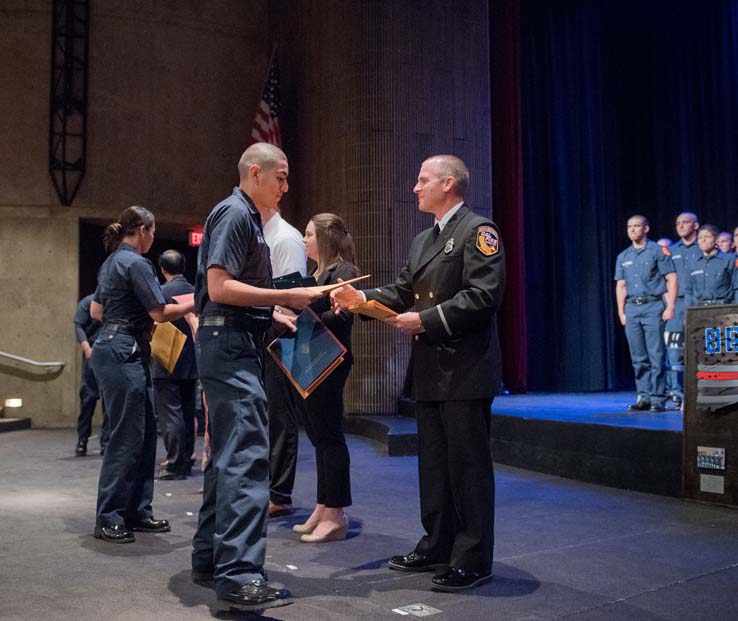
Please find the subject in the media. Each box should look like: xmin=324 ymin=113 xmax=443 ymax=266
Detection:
xmin=735 ymin=257 xmax=738 ymax=268
xmin=661 ymin=246 xmax=671 ymax=257
xmin=476 ymin=225 xmax=498 ymax=256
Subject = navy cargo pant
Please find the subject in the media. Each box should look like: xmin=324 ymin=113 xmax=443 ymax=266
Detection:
xmin=91 ymin=329 xmax=156 ymax=527
xmin=77 ymin=356 xmax=110 ymax=448
xmin=192 ymin=325 xmax=269 ymax=596
xmin=625 ymin=300 xmax=667 ymax=406
xmin=664 ymin=297 xmax=686 ymax=402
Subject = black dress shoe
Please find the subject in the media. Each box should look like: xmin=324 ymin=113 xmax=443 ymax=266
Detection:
xmin=75 ymin=440 xmax=87 ymax=456
xmin=129 ymin=517 xmax=171 ymax=532
xmin=94 ymin=524 xmax=135 ymax=544
xmin=218 ymin=580 xmax=292 ymax=610
xmin=191 ymin=569 xmax=215 ymax=589
xmin=158 ymin=470 xmax=186 ymax=481
xmin=627 ymin=401 xmax=651 ymax=411
xmin=431 ymin=567 xmax=493 ymax=592
xmin=388 ymin=551 xmax=447 ymax=572
xmin=649 ymin=404 xmax=665 ymax=412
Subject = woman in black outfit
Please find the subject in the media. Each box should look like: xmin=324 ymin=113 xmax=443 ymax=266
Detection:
xmin=294 ymin=213 xmax=358 ymax=543
xmin=90 ymin=206 xmax=194 ymax=543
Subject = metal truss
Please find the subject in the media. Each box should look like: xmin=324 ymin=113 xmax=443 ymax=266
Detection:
xmin=48 ymin=0 xmax=89 ymax=206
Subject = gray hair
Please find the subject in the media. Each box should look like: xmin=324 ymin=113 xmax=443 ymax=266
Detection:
xmin=424 ymin=155 xmax=469 ymax=197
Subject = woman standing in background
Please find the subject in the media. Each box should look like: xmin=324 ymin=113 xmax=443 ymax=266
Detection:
xmin=294 ymin=213 xmax=359 ymax=543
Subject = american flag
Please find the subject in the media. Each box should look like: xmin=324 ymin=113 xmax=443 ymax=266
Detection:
xmin=250 ymin=51 xmax=282 ymax=147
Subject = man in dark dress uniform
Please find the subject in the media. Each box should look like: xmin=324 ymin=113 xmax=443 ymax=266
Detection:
xmin=152 ymin=250 xmax=198 ymax=480
xmin=190 ymin=142 xmax=319 ymax=611
xmin=332 ymin=154 xmax=506 ymax=592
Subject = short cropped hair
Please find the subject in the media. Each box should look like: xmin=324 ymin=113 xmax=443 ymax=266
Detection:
xmin=699 ymin=224 xmax=719 ymax=237
xmin=237 ymin=142 xmax=287 ymax=180
xmin=158 ymin=249 xmax=186 ymax=275
xmin=629 ymin=214 xmax=649 ymax=227
xmin=424 ymin=155 xmax=469 ymax=197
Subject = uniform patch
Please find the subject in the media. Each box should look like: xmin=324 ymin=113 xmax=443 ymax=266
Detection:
xmin=661 ymin=246 xmax=671 ymax=257
xmin=735 ymin=257 xmax=738 ymax=268
xmin=476 ymin=226 xmax=498 ymax=256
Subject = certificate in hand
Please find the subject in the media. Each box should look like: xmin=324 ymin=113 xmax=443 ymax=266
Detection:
xmin=348 ymin=299 xmax=398 ymax=321
xmin=267 ymin=307 xmax=347 ymax=399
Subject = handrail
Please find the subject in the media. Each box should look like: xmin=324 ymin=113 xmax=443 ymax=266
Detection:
xmin=0 ymin=351 xmax=65 ymax=369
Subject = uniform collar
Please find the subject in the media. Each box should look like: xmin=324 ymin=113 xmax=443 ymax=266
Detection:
xmin=434 ymin=201 xmax=464 ymax=232
xmin=118 ymin=242 xmax=137 ymax=253
xmin=233 ymin=187 xmax=263 ymax=228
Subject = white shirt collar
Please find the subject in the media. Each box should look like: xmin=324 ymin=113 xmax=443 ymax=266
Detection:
xmin=435 ymin=201 xmax=464 ymax=232
xmin=262 ymin=211 xmax=281 ymax=236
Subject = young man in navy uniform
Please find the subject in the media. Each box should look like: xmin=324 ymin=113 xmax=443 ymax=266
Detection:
xmin=683 ymin=224 xmax=738 ymax=306
xmin=152 ymin=249 xmax=198 ymax=480
xmin=73 ymin=293 xmax=108 ymax=456
xmin=332 ymin=154 xmax=506 ymax=592
xmin=664 ymin=212 xmax=700 ymax=408
xmin=615 ymin=215 xmax=677 ymax=412
xmin=190 ymin=142 xmax=320 ymax=611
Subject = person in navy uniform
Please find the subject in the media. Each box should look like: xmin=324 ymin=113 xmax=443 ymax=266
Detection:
xmin=151 ymin=250 xmax=198 ymax=480
xmin=717 ymin=230 xmax=735 ymax=256
xmin=683 ymin=224 xmax=738 ymax=306
xmin=332 ymin=154 xmax=505 ymax=592
xmin=664 ymin=212 xmax=700 ymax=408
xmin=293 ymin=213 xmax=359 ymax=544
xmin=615 ymin=215 xmax=677 ymax=412
xmin=190 ymin=142 xmax=320 ymax=611
xmin=90 ymin=206 xmax=194 ymax=544
xmin=73 ymin=293 xmax=108 ymax=456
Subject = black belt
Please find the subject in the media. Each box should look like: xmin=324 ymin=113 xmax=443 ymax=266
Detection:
xmin=102 ymin=322 xmax=151 ymax=342
xmin=626 ymin=295 xmax=661 ymax=304
xmin=200 ymin=315 xmax=270 ymax=333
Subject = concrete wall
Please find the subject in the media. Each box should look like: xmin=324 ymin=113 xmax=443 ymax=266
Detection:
xmin=0 ymin=1 xmax=269 ymax=426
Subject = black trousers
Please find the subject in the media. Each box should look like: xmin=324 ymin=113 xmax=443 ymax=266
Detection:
xmin=303 ymin=360 xmax=352 ymax=508
xmin=413 ymin=398 xmax=495 ymax=574
xmin=154 ymin=378 xmax=197 ymax=475
xmin=265 ymin=353 xmax=304 ymax=505
xmin=76 ymin=356 xmax=109 ymax=448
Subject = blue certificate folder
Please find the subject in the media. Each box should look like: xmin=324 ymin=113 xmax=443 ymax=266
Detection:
xmin=267 ymin=307 xmax=347 ymax=398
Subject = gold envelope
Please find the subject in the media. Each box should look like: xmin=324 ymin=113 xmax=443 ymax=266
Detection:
xmin=348 ymin=299 xmax=398 ymax=321
xmin=150 ymin=321 xmax=187 ymax=374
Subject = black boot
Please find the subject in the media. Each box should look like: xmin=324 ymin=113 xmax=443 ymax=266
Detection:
xmin=75 ymin=439 xmax=87 ymax=456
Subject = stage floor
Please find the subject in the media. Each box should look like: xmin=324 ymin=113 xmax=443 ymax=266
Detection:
xmin=2 ymin=429 xmax=737 ymax=620
xmin=493 ymin=390 xmax=683 ymax=431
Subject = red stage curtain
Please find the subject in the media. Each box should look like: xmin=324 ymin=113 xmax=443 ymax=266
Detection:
xmin=491 ymin=0 xmax=527 ymax=392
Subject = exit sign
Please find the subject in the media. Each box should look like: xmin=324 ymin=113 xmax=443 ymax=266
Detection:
xmin=189 ymin=230 xmax=203 ymax=247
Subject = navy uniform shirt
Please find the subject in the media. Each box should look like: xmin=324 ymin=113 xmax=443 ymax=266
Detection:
xmin=614 ymin=239 xmax=675 ymax=297
xmin=684 ymin=251 xmax=738 ymax=305
xmin=93 ymin=242 xmax=166 ymax=334
xmin=195 ymin=188 xmax=273 ymax=323
xmin=669 ymin=240 xmax=700 ymax=298
xmin=74 ymin=293 xmax=102 ymax=344
xmin=151 ymin=275 xmax=198 ymax=380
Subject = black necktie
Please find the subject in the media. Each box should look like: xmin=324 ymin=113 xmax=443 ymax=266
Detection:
xmin=432 ymin=224 xmax=440 ymax=241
